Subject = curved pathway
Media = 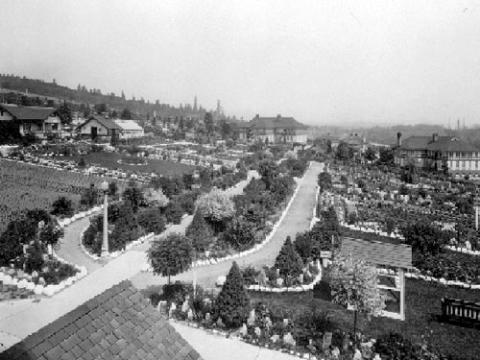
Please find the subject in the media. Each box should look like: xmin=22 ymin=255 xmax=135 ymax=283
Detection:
xmin=0 ymin=167 xmax=319 ymax=349
xmin=131 ymin=161 xmax=323 ymax=289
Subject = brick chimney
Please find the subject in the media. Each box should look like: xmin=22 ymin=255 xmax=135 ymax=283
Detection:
xmin=432 ymin=133 xmax=438 ymax=143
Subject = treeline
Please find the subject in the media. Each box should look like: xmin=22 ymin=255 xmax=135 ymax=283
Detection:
xmin=0 ymin=74 xmax=215 ymax=120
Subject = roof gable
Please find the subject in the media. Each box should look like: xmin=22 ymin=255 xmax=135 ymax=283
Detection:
xmin=426 ymin=137 xmax=479 ymax=152
xmin=340 ymin=237 xmax=412 ymax=269
xmin=78 ymin=116 xmax=122 ymax=131
xmin=0 ymin=280 xmax=201 ymax=360
xmin=0 ymin=104 xmax=57 ymax=121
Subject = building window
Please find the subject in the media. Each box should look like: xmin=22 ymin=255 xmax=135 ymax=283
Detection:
xmin=456 ymin=161 xmax=459 ymax=168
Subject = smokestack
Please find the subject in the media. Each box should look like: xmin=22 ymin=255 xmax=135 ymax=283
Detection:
xmin=432 ymin=133 xmax=438 ymax=143
xmin=397 ymin=132 xmax=402 ymax=147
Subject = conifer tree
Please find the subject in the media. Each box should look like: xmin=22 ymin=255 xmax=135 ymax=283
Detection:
xmin=274 ymin=236 xmax=304 ymax=286
xmin=185 ymin=211 xmax=214 ymax=252
xmin=214 ymin=261 xmax=250 ymax=328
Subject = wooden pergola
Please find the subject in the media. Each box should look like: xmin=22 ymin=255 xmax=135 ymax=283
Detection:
xmin=340 ymin=237 xmax=413 ymax=321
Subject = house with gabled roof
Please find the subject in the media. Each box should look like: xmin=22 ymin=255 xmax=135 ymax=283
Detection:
xmin=237 ymin=114 xmax=308 ymax=144
xmin=0 ymin=103 xmax=63 ymax=139
xmin=0 ymin=280 xmax=202 ymax=360
xmin=394 ymin=133 xmax=480 ymax=174
xmin=76 ymin=115 xmax=122 ymax=141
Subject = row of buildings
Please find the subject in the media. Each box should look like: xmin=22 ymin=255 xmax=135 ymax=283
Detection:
xmin=0 ymin=103 xmax=310 ymax=144
xmin=394 ymin=132 xmax=480 ymax=174
xmin=0 ymin=103 xmax=144 ymax=140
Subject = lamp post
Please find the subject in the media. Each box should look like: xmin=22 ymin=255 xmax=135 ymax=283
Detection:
xmin=475 ymin=190 xmax=480 ymax=231
xmin=100 ymin=180 xmax=109 ymax=257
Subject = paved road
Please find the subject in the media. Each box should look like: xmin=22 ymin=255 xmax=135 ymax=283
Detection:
xmin=131 ymin=161 xmax=323 ymax=289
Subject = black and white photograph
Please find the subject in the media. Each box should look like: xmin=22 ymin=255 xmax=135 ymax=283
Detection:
xmin=0 ymin=1 xmax=479 ymax=359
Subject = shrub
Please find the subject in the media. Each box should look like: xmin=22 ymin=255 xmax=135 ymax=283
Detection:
xmin=214 ymin=261 xmax=250 ymax=328
xmin=221 ymin=217 xmax=256 ymax=251
xmin=164 ymin=201 xmax=184 ymax=224
xmin=51 ymin=196 xmax=74 ymax=217
xmin=138 ymin=208 xmax=166 ymax=234
xmin=25 ymin=241 xmax=45 ymax=273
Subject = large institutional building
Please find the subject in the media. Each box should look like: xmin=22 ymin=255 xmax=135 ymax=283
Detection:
xmin=394 ymin=133 xmax=480 ymax=174
xmin=237 ymin=114 xmax=308 ymax=144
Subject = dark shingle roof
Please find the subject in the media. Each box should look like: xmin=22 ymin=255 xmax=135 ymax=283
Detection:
xmin=0 ymin=104 xmax=56 ymax=121
xmin=340 ymin=237 xmax=412 ymax=269
xmin=0 ymin=281 xmax=202 ymax=360
xmin=398 ymin=136 xmax=432 ymax=150
xmin=77 ymin=116 xmax=122 ymax=131
xmin=248 ymin=116 xmax=307 ymax=130
xmin=426 ymin=137 xmax=479 ymax=152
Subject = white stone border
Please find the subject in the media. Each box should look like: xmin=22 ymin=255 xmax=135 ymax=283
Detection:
xmin=405 ymin=270 xmax=480 ymax=290
xmin=189 ymin=164 xmax=308 ymax=269
xmin=57 ymin=205 xmax=104 ymax=228
xmin=446 ymin=245 xmax=480 ymax=256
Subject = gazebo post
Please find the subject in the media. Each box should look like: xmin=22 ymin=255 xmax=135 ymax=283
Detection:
xmin=399 ymin=268 xmax=405 ymax=321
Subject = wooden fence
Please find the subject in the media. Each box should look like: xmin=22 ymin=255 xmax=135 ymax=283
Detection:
xmin=441 ymin=297 xmax=480 ymax=325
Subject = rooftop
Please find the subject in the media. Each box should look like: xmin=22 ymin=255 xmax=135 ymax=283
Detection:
xmin=0 ymin=280 xmax=201 ymax=360
xmin=78 ymin=116 xmax=123 ymax=131
xmin=340 ymin=237 xmax=413 ymax=269
xmin=0 ymin=104 xmax=57 ymax=121
xmin=245 ymin=115 xmax=307 ymax=130
xmin=113 ymin=119 xmax=144 ymax=131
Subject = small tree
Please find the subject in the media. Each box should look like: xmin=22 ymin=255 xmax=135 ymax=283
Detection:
xmin=329 ymin=254 xmax=385 ymax=344
xmin=221 ymin=217 xmax=256 ymax=251
xmin=122 ymin=182 xmax=144 ymax=212
xmin=137 ymin=208 xmax=166 ymax=234
xmin=148 ymin=233 xmax=193 ymax=284
xmin=185 ymin=211 xmax=214 ymax=252
xmin=214 ymin=261 xmax=250 ymax=328
xmin=39 ymin=222 xmax=64 ymax=255
xmin=144 ymin=188 xmax=169 ymax=208
xmin=400 ymin=221 xmax=448 ymax=256
xmin=274 ymin=236 xmax=304 ymax=286
xmin=195 ymin=187 xmax=235 ymax=229
xmin=318 ymin=171 xmax=332 ymax=192
xmin=51 ymin=196 xmax=74 ymax=217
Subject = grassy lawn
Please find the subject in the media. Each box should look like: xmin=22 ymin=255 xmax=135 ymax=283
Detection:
xmin=249 ymin=279 xmax=480 ymax=359
xmin=64 ymin=151 xmax=196 ymax=176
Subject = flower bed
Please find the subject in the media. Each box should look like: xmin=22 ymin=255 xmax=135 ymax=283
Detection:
xmin=0 ymin=257 xmax=86 ymax=297
xmin=245 ymin=262 xmax=322 ymax=293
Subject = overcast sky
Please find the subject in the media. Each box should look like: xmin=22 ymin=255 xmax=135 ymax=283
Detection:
xmin=1 ymin=0 xmax=480 ymax=126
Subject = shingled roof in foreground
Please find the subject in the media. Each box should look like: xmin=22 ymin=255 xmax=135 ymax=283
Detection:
xmin=0 ymin=280 xmax=202 ymax=360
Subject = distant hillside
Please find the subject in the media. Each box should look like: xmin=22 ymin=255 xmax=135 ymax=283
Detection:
xmin=0 ymin=74 xmax=219 ymax=121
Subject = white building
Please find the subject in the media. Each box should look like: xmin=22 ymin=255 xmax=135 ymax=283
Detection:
xmin=113 ymin=119 xmax=145 ymax=139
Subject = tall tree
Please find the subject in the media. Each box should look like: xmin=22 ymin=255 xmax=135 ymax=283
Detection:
xmin=204 ymin=112 xmax=214 ymax=135
xmin=186 ymin=211 xmax=214 ymax=252
xmin=56 ymin=102 xmax=72 ymax=124
xmin=214 ymin=261 xmax=250 ymax=328
xmin=120 ymin=108 xmax=132 ymax=119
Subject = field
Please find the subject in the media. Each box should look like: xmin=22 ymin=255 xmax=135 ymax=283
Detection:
xmin=62 ymin=152 xmax=196 ymax=176
xmin=249 ymin=279 xmax=480 ymax=359
xmin=0 ymin=159 xmax=119 ymax=234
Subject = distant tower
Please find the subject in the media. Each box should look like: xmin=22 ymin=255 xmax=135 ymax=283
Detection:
xmin=193 ymin=96 xmax=198 ymax=111
xmin=216 ymin=100 xmax=223 ymax=115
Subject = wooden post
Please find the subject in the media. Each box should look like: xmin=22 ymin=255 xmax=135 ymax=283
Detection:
xmin=399 ymin=268 xmax=405 ymax=321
